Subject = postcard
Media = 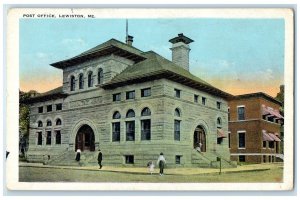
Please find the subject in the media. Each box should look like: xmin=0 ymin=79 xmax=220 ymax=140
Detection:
xmin=5 ymin=8 xmax=294 ymax=191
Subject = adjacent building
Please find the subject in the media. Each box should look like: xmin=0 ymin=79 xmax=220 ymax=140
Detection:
xmin=228 ymin=92 xmax=284 ymax=163
xmin=23 ymin=33 xmax=235 ymax=168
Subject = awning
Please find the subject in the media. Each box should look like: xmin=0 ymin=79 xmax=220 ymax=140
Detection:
xmin=261 ymin=105 xmax=283 ymax=119
xmin=268 ymin=133 xmax=281 ymax=142
xmin=217 ymin=129 xmax=227 ymax=138
xmin=263 ymin=132 xmax=274 ymax=141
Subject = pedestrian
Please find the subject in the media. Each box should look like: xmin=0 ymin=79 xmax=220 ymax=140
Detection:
xmin=98 ymin=149 xmax=103 ymax=169
xmin=147 ymin=161 xmax=155 ymax=174
xmin=157 ymin=152 xmax=166 ymax=176
xmin=75 ymin=149 xmax=81 ymax=161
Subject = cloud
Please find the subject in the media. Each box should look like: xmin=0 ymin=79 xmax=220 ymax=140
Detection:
xmin=257 ymin=68 xmax=274 ymax=81
xmin=61 ymin=38 xmax=86 ymax=46
xmin=36 ymin=52 xmax=48 ymax=59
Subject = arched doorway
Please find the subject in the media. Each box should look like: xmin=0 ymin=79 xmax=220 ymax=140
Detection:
xmin=75 ymin=125 xmax=95 ymax=151
xmin=194 ymin=125 xmax=206 ymax=152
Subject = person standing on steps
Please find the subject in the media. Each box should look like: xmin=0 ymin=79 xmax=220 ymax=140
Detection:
xmin=157 ymin=152 xmax=166 ymax=176
xmin=98 ymin=149 xmax=103 ymax=169
xmin=75 ymin=149 xmax=81 ymax=162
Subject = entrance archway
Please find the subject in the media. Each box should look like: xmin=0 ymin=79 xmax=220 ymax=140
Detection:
xmin=194 ymin=125 xmax=206 ymax=152
xmin=75 ymin=125 xmax=95 ymax=152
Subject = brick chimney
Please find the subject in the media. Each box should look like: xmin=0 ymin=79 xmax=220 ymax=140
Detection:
xmin=169 ymin=33 xmax=194 ymax=71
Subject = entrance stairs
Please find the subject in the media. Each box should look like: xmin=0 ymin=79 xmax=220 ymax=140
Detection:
xmin=47 ymin=150 xmax=98 ymax=166
xmin=191 ymin=149 xmax=237 ymax=168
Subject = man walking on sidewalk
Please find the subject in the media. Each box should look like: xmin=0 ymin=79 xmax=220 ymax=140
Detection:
xmin=98 ymin=149 xmax=103 ymax=169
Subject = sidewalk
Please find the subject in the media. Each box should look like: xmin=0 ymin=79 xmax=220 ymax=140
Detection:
xmin=19 ymin=162 xmax=282 ymax=175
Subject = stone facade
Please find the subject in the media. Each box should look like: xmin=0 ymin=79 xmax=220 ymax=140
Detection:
xmin=26 ymin=34 xmax=234 ymax=168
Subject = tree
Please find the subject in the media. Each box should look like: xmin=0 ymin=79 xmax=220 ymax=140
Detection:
xmin=275 ymin=85 xmax=284 ymax=111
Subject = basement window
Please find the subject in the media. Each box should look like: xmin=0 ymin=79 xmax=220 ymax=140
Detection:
xmin=125 ymin=155 xmax=134 ymax=164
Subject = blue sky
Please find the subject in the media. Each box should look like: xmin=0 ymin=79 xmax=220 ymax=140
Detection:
xmin=20 ymin=18 xmax=284 ymax=96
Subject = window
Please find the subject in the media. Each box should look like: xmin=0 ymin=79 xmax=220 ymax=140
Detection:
xmin=217 ymin=101 xmax=221 ymax=109
xmin=79 ymin=73 xmax=84 ymax=89
xmin=38 ymin=106 xmax=43 ymax=113
xmin=70 ymin=76 xmax=75 ymax=91
xmin=228 ymin=108 xmax=230 ymax=121
xmin=126 ymin=121 xmax=135 ymax=141
xmin=46 ymin=131 xmax=51 ymax=145
xmin=228 ymin=132 xmax=231 ymax=148
xmin=47 ymin=105 xmax=52 ymax=112
xmin=55 ymin=131 xmax=61 ymax=145
xmin=46 ymin=120 xmax=52 ymax=127
xmin=263 ymin=141 xmax=267 ymax=148
xmin=141 ymin=107 xmax=151 ymax=116
xmin=126 ymin=109 xmax=135 ymax=118
xmin=37 ymin=132 xmax=42 ymax=145
xmin=56 ymin=103 xmax=62 ymax=111
xmin=125 ymin=155 xmax=134 ymax=164
xmin=88 ymin=71 xmax=93 ymax=87
xmin=217 ymin=137 xmax=223 ymax=145
xmin=141 ymin=107 xmax=151 ymax=140
xmin=113 ymin=111 xmax=121 ymax=119
xmin=126 ymin=91 xmax=135 ymax=100
xmin=175 ymin=108 xmax=181 ymax=117
xmin=113 ymin=93 xmax=121 ymax=102
xmin=175 ymin=155 xmax=181 ymax=164
xmin=238 ymin=106 xmax=245 ymax=120
xmin=238 ymin=132 xmax=246 ymax=148
xmin=202 ymin=97 xmax=206 ymax=105
xmin=56 ymin=119 xmax=62 ymax=126
xmin=174 ymin=120 xmax=181 ymax=141
xmin=112 ymin=122 xmax=120 ymax=142
xmin=174 ymin=89 xmax=181 ymax=98
xmin=194 ymin=95 xmax=199 ymax=103
xmin=38 ymin=121 xmax=43 ymax=127
xmin=141 ymin=88 xmax=151 ymax=97
xmin=217 ymin=117 xmax=222 ymax=128
xmin=141 ymin=119 xmax=151 ymax=140
xmin=269 ymin=141 xmax=274 ymax=149
xmin=239 ymin=155 xmax=245 ymax=162
xmin=97 ymin=68 xmax=103 ymax=84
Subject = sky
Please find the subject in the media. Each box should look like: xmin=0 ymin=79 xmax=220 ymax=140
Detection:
xmin=19 ymin=18 xmax=285 ymax=97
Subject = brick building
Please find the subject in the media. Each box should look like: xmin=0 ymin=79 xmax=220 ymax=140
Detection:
xmin=23 ymin=33 xmax=236 ymax=168
xmin=228 ymin=93 xmax=284 ymax=163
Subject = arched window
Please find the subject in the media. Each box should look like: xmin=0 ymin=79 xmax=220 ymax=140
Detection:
xmin=46 ymin=120 xmax=52 ymax=127
xmin=79 ymin=73 xmax=84 ymax=89
xmin=141 ymin=107 xmax=151 ymax=140
xmin=98 ymin=68 xmax=103 ymax=84
xmin=126 ymin=109 xmax=135 ymax=118
xmin=55 ymin=131 xmax=61 ymax=145
xmin=126 ymin=109 xmax=135 ymax=141
xmin=88 ymin=71 xmax=93 ymax=87
xmin=56 ymin=118 xmax=62 ymax=126
xmin=112 ymin=111 xmax=121 ymax=142
xmin=174 ymin=108 xmax=181 ymax=141
xmin=38 ymin=121 xmax=43 ymax=127
xmin=175 ymin=108 xmax=181 ymax=117
xmin=113 ymin=111 xmax=121 ymax=119
xmin=217 ymin=117 xmax=222 ymax=128
xmin=141 ymin=107 xmax=151 ymax=116
xmin=70 ymin=75 xmax=75 ymax=91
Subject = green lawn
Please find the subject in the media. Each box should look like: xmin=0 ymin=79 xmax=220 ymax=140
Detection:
xmin=19 ymin=165 xmax=283 ymax=183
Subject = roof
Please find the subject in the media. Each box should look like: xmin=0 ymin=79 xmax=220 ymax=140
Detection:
xmin=169 ymin=33 xmax=194 ymax=44
xmin=50 ymin=39 xmax=146 ymax=69
xmin=102 ymin=51 xmax=233 ymax=99
xmin=21 ymin=86 xmax=68 ymax=104
xmin=234 ymin=92 xmax=282 ymax=106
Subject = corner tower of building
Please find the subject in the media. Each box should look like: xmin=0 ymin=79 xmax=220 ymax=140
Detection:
xmin=169 ymin=33 xmax=194 ymax=71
